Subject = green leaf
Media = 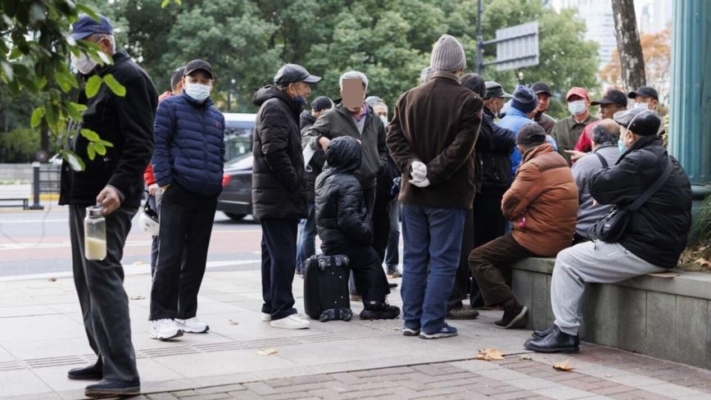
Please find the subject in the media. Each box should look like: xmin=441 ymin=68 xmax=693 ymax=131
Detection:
xmin=161 ymin=0 xmax=170 ymax=8
xmin=94 ymin=143 xmax=107 ymax=156
xmin=87 ymin=143 xmax=96 ymax=160
xmin=31 ymin=107 xmax=45 ymax=128
xmin=80 ymin=129 xmax=100 ymax=141
xmin=85 ymin=75 xmax=102 ymax=98
xmin=45 ymin=103 xmax=58 ymax=127
xmin=64 ymin=151 xmax=85 ymax=171
xmin=103 ymin=74 xmax=126 ymax=97
xmin=1 ymin=62 xmax=13 ymax=81
xmin=96 ymin=139 xmax=114 ymax=148
xmin=76 ymin=4 xmax=100 ymax=21
xmin=65 ymin=102 xmax=87 ymax=120
xmin=8 ymin=47 xmax=23 ymax=60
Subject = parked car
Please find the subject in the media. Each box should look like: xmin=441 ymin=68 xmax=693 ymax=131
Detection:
xmin=218 ymin=113 xmax=256 ymax=221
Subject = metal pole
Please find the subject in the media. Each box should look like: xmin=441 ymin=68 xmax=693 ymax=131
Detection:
xmin=29 ymin=162 xmax=44 ymax=210
xmin=476 ymin=0 xmax=484 ymax=75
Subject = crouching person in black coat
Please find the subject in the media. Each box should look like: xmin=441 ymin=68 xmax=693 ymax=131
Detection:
xmin=315 ymin=137 xmax=401 ymax=320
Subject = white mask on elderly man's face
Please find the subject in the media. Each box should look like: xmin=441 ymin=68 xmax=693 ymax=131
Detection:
xmin=71 ymin=52 xmax=98 ymax=75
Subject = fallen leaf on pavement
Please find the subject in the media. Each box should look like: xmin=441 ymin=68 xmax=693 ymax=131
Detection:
xmin=130 ymin=296 xmax=145 ymax=300
xmin=520 ymin=354 xmax=532 ymax=361
xmin=133 ymin=260 xmax=146 ymax=265
xmin=47 ymin=277 xmax=57 ymax=282
xmin=553 ymin=360 xmax=574 ymax=372
xmin=257 ymin=348 xmax=277 ymax=356
xmin=695 ymin=257 xmax=711 ymax=268
xmin=229 ymin=319 xmax=239 ymax=325
xmin=475 ymin=348 xmax=505 ymax=361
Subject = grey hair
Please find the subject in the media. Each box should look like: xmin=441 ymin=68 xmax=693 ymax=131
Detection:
xmin=592 ymin=123 xmax=620 ymax=145
xmin=420 ymin=66 xmax=433 ymax=83
xmin=89 ymin=33 xmax=116 ymax=53
xmin=339 ymin=70 xmax=368 ymax=90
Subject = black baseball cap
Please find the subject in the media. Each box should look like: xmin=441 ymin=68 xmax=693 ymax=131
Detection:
xmin=71 ymin=14 xmax=114 ymax=41
xmin=184 ymin=59 xmax=213 ymax=79
xmin=516 ymin=123 xmax=547 ymax=145
xmin=531 ymin=82 xmax=552 ymax=96
xmin=591 ymin=89 xmax=628 ymax=107
xmin=628 ymin=86 xmax=659 ymax=101
xmin=311 ymin=96 xmax=333 ymax=112
xmin=613 ymin=108 xmax=662 ymax=136
xmin=485 ymin=81 xmax=512 ymax=99
xmin=274 ymin=64 xmax=321 ymax=86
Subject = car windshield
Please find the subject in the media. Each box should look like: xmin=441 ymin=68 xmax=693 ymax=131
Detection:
xmin=224 ymin=117 xmax=255 ymax=161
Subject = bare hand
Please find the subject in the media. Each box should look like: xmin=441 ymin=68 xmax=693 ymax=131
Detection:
xmin=318 ymin=137 xmax=331 ymax=151
xmin=96 ymin=186 xmax=121 ymax=215
xmin=564 ymin=150 xmax=586 ymax=162
xmin=148 ymin=183 xmax=160 ymax=196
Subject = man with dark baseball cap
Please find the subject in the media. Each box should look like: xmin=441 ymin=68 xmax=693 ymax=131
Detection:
xmin=531 ymin=82 xmax=556 ymax=134
xmin=628 ymin=86 xmax=659 ymax=111
xmin=483 ymin=81 xmax=511 ymax=119
xmin=571 ymin=89 xmax=629 ymax=157
xmin=70 ymin=14 xmax=114 ymax=40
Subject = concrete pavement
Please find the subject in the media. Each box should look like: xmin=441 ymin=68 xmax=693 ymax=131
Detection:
xmin=1 ymin=267 xmax=711 ymax=400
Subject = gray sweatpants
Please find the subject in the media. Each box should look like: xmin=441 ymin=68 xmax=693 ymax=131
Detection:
xmin=552 ymin=240 xmax=665 ymax=336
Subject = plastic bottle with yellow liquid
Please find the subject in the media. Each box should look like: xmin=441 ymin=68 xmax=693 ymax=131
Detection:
xmin=85 ymin=205 xmax=107 ymax=261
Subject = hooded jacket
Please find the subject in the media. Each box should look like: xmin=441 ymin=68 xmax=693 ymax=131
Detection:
xmin=477 ymin=107 xmax=516 ymax=194
xmin=315 ymin=137 xmax=372 ymax=248
xmin=589 ymin=136 xmax=691 ymax=269
xmin=59 ymin=51 xmax=157 ymax=207
xmin=251 ymin=86 xmax=308 ymax=220
xmin=502 ymin=143 xmax=579 ymax=256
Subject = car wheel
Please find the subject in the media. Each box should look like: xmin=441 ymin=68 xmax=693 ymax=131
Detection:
xmin=224 ymin=212 xmax=247 ymax=221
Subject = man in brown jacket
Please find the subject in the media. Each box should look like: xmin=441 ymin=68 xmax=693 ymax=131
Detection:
xmin=387 ymin=34 xmax=483 ymax=339
xmin=469 ymin=124 xmax=578 ymax=329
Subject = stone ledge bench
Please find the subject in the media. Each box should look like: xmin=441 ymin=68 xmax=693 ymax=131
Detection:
xmin=512 ymin=257 xmax=711 ymax=369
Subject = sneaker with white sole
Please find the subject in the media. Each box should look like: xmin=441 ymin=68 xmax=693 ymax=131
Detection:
xmin=261 ymin=313 xmax=271 ymax=322
xmin=149 ymin=319 xmax=183 ymax=341
xmin=270 ymin=314 xmax=310 ymax=330
xmin=175 ymin=317 xmax=209 ymax=333
xmin=419 ymin=323 xmax=458 ymax=340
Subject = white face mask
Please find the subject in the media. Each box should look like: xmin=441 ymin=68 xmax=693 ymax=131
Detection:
xmin=184 ymin=83 xmax=211 ymax=103
xmin=71 ymin=52 xmax=98 ymax=75
xmin=634 ymin=102 xmax=650 ymax=110
xmin=380 ymin=115 xmax=388 ymax=126
xmin=568 ymin=100 xmax=587 ymax=116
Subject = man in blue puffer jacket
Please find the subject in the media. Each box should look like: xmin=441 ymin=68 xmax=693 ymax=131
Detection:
xmin=149 ymin=59 xmax=225 ymax=341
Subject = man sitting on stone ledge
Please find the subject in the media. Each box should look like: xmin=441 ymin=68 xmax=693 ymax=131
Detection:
xmin=469 ymin=124 xmax=578 ymax=329
xmin=525 ymin=108 xmax=692 ymax=354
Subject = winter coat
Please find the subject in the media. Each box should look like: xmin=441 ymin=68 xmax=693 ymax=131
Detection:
xmin=534 ymin=111 xmax=556 ymax=135
xmin=251 ymin=86 xmax=308 ymax=220
xmin=59 ymin=50 xmax=158 ymax=207
xmin=477 ymin=107 xmax=516 ymax=195
xmin=387 ymin=72 xmax=483 ymax=210
xmin=551 ymin=113 xmax=598 ymax=165
xmin=300 ymin=111 xmax=326 ymax=204
xmin=152 ymin=93 xmax=225 ymax=197
xmin=306 ymin=103 xmax=388 ymax=190
xmin=590 ymin=136 xmax=692 ymax=269
xmin=315 ymin=137 xmax=372 ymax=247
xmin=571 ymin=144 xmax=620 ymax=238
xmin=502 ymin=143 xmax=579 ymax=256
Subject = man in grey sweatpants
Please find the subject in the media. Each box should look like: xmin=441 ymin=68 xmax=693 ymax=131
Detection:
xmin=524 ymin=108 xmax=692 ymax=354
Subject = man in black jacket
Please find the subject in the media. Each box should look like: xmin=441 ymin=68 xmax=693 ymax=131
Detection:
xmin=253 ymin=64 xmax=320 ymax=330
xmin=60 ymin=15 xmax=157 ymax=398
xmin=525 ymin=108 xmax=692 ymax=354
xmin=315 ymin=137 xmax=400 ymax=320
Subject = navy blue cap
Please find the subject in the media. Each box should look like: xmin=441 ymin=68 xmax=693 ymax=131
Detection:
xmin=71 ymin=15 xmax=114 ymax=41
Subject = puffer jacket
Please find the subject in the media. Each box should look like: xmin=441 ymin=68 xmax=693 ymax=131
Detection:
xmin=315 ymin=137 xmax=372 ymax=247
xmin=590 ymin=135 xmax=691 ymax=269
xmin=477 ymin=107 xmax=515 ymax=194
xmin=152 ymin=93 xmax=225 ymax=197
xmin=502 ymin=143 xmax=579 ymax=256
xmin=300 ymin=111 xmax=326 ymax=204
xmin=252 ymin=86 xmax=308 ymax=220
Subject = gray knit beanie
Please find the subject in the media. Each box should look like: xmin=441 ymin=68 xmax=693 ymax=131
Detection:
xmin=430 ymin=34 xmax=466 ymax=73
xmin=510 ymin=85 xmax=538 ymax=114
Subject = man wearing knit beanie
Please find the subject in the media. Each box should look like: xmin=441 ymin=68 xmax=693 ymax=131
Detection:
xmin=387 ymin=34 xmax=482 ymax=339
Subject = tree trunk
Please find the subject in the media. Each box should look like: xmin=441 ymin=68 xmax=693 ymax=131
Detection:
xmin=611 ymin=0 xmax=646 ymax=91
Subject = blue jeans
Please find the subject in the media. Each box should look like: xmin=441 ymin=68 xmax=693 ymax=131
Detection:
xmin=296 ymin=203 xmax=317 ymax=273
xmin=401 ymin=204 xmax=465 ymax=335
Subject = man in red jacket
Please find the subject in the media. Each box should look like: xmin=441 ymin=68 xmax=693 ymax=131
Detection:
xmin=567 ymin=89 xmax=627 ymax=162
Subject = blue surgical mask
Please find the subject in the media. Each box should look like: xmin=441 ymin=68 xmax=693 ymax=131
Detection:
xmin=184 ymin=83 xmax=211 ymax=103
xmin=618 ymin=138 xmax=627 ymax=154
xmin=295 ymin=95 xmax=306 ymax=106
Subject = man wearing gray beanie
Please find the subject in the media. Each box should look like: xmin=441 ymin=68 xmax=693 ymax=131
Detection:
xmin=387 ymin=34 xmax=482 ymax=339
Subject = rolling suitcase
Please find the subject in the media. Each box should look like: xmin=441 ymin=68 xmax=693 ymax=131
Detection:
xmin=303 ymin=254 xmax=353 ymax=322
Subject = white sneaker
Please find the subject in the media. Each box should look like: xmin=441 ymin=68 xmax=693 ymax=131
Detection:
xmin=150 ymin=319 xmax=183 ymax=341
xmin=261 ymin=313 xmax=271 ymax=322
xmin=270 ymin=314 xmax=310 ymax=330
xmin=175 ymin=317 xmax=209 ymax=333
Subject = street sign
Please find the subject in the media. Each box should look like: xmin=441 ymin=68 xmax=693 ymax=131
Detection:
xmin=484 ymin=21 xmax=540 ymax=72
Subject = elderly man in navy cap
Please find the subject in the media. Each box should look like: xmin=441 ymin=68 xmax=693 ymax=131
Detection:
xmin=60 ymin=14 xmax=157 ymax=398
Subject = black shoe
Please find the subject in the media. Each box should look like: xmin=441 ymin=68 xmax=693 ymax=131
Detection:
xmin=85 ymin=379 xmax=140 ymax=398
xmin=360 ymin=301 xmax=401 ymax=320
xmin=494 ymin=302 xmax=527 ymax=329
xmin=388 ymin=282 xmax=398 ymax=289
xmin=387 ymin=266 xmax=402 ymax=278
xmin=524 ymin=326 xmax=580 ymax=354
xmin=67 ymin=363 xmax=103 ymax=381
xmin=532 ymin=326 xmax=580 ymax=346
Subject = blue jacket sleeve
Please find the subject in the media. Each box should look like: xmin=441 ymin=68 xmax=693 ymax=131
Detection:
xmin=151 ymin=100 xmax=175 ymax=187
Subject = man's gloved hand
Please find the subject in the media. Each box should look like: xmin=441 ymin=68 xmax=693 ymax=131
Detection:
xmin=410 ymin=161 xmax=427 ymax=181
xmin=409 ymin=177 xmax=430 ymax=188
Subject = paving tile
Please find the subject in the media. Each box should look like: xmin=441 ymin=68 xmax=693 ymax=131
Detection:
xmin=0 ymin=370 xmax=53 ymax=397
xmin=534 ymin=386 xmax=598 ymax=400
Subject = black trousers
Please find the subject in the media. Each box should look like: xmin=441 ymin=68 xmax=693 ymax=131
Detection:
xmin=371 ymin=190 xmax=392 ymax=263
xmin=322 ymin=242 xmax=390 ymax=302
xmin=350 ymin=186 xmax=378 ymax=296
xmin=261 ymin=218 xmax=299 ymax=320
xmin=150 ymin=184 xmax=217 ymax=320
xmin=70 ymin=204 xmax=139 ymax=384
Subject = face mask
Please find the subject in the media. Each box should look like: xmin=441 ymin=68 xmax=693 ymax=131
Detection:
xmin=294 ymin=95 xmax=306 ymax=106
xmin=618 ymin=138 xmax=627 ymax=154
xmin=634 ymin=102 xmax=649 ymax=110
xmin=184 ymin=83 xmax=211 ymax=103
xmin=568 ymin=100 xmax=587 ymax=116
xmin=380 ymin=115 xmax=388 ymax=126
xmin=71 ymin=52 xmax=98 ymax=75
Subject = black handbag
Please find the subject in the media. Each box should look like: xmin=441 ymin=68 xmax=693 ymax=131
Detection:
xmin=589 ymin=157 xmax=672 ymax=242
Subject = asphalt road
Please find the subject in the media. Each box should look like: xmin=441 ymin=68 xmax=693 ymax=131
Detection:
xmin=0 ymin=203 xmax=263 ymax=279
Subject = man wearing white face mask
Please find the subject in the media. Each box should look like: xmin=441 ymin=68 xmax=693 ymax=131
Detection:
xmin=551 ymin=87 xmax=598 ymax=165
xmin=149 ymin=59 xmax=225 ymax=341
